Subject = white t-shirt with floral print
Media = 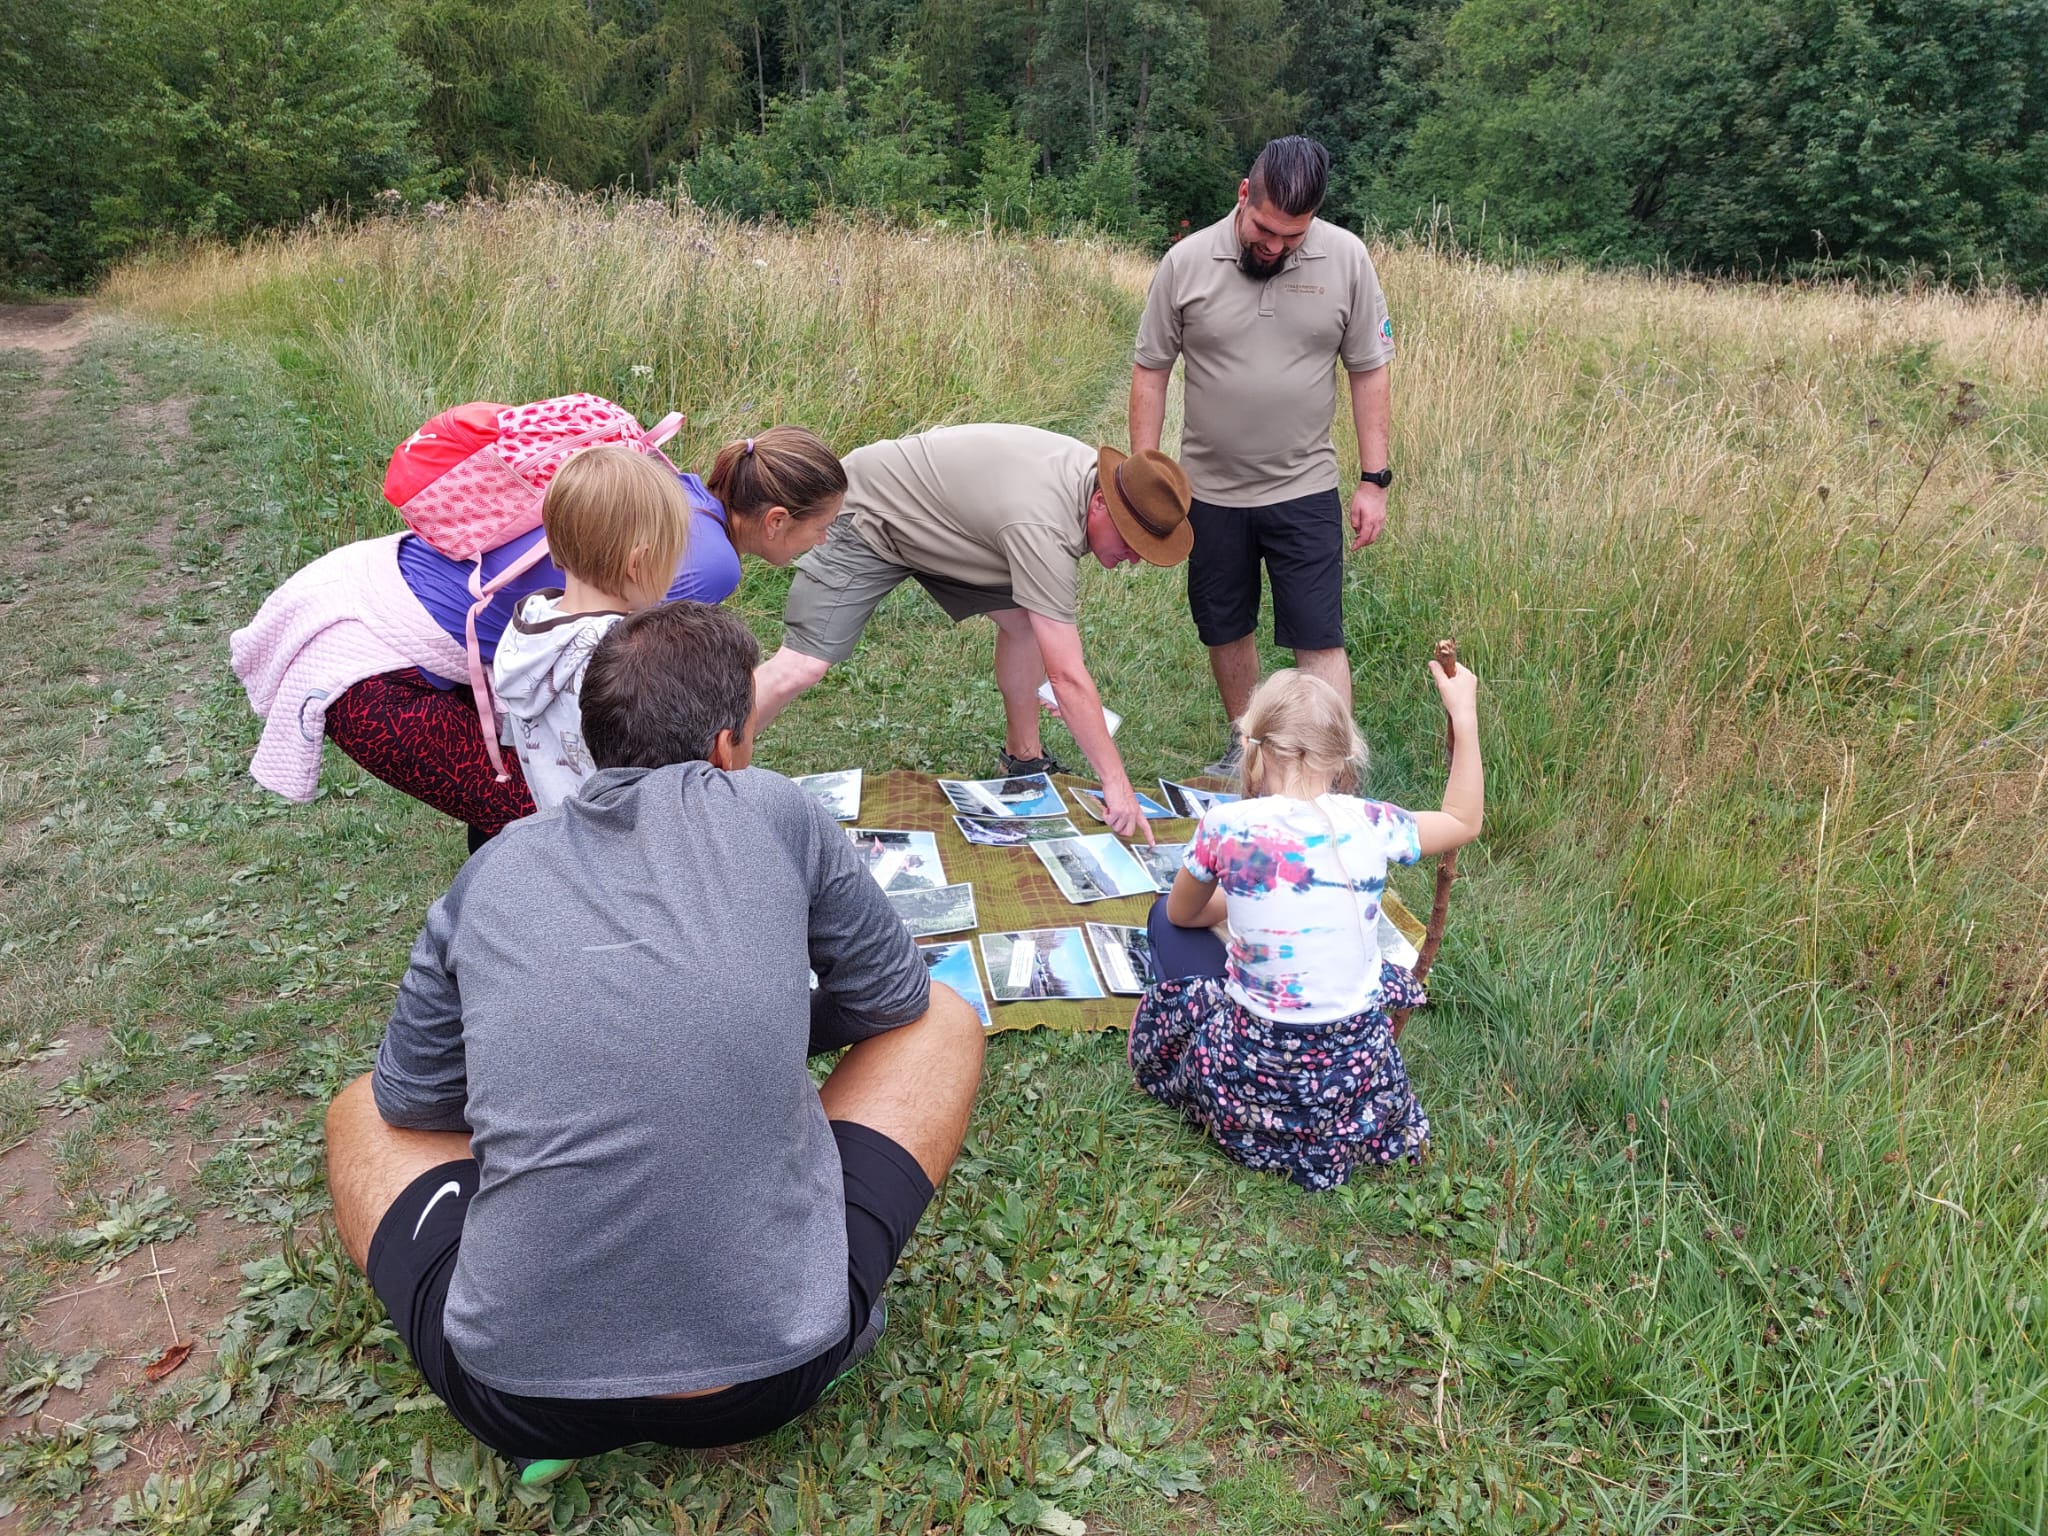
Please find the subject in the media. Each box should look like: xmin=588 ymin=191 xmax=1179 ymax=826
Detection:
xmin=1184 ymin=793 xmax=1422 ymax=1023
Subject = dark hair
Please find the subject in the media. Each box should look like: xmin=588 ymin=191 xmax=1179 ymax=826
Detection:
xmin=1247 ymin=136 xmax=1329 ymax=218
xmin=580 ymin=601 xmax=761 ymax=770
xmin=704 ymin=426 xmax=846 ymax=524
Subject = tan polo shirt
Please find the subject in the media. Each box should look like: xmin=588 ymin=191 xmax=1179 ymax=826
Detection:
xmin=844 ymin=424 xmax=1096 ymax=624
xmin=1134 ymin=212 xmax=1394 ymax=506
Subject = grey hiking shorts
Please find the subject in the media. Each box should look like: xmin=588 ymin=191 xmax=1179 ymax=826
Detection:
xmin=781 ymin=517 xmax=1017 ymax=664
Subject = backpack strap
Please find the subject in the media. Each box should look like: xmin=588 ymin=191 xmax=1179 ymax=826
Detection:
xmin=643 ymin=412 xmax=684 ymax=448
xmin=463 ymin=537 xmax=559 ymax=782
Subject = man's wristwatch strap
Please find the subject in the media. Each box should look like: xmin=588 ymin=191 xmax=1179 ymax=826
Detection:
xmin=1360 ymin=467 xmax=1394 ymax=488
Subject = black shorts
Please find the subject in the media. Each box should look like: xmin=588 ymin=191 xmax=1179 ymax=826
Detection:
xmin=365 ymin=1122 xmax=934 ymax=1460
xmin=1186 ymin=488 xmax=1345 ymax=651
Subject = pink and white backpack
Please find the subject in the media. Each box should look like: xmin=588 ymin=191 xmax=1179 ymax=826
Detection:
xmin=383 ymin=394 xmax=684 ymax=781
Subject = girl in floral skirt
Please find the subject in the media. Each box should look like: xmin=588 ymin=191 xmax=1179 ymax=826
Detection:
xmin=1129 ymin=656 xmax=1482 ymax=1189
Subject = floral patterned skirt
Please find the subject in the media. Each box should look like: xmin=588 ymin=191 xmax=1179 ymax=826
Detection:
xmin=1128 ymin=963 xmax=1429 ymax=1190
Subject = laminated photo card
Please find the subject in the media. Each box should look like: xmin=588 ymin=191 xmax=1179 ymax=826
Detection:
xmin=952 ymin=814 xmax=1081 ymax=847
xmin=1070 ymin=785 xmax=1175 ymax=823
xmin=1032 ymin=834 xmax=1157 ymax=905
xmin=848 ymin=828 xmax=946 ymax=892
xmin=889 ymin=882 xmax=978 ymax=938
xmin=938 ymin=773 xmax=1068 ymax=819
xmin=1086 ymin=923 xmax=1157 ymax=995
xmin=980 ymin=927 xmax=1105 ymax=1002
xmin=793 ymin=769 xmax=862 ymax=821
xmin=919 ymin=941 xmax=993 ymax=1028
xmin=1158 ymin=778 xmax=1239 ymax=819
xmin=1128 ymin=841 xmax=1188 ymax=893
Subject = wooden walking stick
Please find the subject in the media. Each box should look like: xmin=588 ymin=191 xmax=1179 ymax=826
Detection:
xmin=1391 ymin=638 xmax=1459 ymax=1041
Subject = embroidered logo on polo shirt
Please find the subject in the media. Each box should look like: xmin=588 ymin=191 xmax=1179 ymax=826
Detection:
xmin=1280 ymin=283 xmax=1326 ymax=295
xmin=1382 ymin=316 xmax=1394 ymax=340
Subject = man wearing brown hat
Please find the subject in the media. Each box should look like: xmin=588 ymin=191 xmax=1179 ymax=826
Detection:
xmin=753 ymin=424 xmax=1193 ymax=841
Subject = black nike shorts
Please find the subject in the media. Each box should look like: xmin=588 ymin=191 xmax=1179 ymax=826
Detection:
xmin=1186 ymin=488 xmax=1346 ymax=651
xmin=364 ymin=1121 xmax=934 ymax=1460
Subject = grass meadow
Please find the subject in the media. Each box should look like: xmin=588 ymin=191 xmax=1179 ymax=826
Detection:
xmin=1 ymin=186 xmax=2043 ymax=1533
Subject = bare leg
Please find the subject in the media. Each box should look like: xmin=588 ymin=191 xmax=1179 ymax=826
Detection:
xmin=1207 ymin=634 xmax=1262 ymax=725
xmin=325 ymin=1074 xmax=472 ymax=1272
xmin=754 ymin=646 xmax=833 ymax=733
xmin=816 ymin=985 xmax=984 ymax=1187
xmin=988 ymin=608 xmax=1048 ymax=760
xmin=1293 ymin=647 xmax=1353 ymax=712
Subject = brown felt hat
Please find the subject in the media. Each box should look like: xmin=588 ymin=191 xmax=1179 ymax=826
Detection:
xmin=1097 ymin=445 xmax=1194 ymax=566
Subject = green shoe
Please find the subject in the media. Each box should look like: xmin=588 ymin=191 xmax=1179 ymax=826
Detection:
xmin=517 ymin=1457 xmax=577 ymax=1488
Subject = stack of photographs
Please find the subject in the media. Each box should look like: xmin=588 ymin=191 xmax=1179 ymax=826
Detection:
xmin=953 ymin=814 xmax=1080 ymax=846
xmin=1158 ymin=778 xmax=1239 ymax=819
xmin=938 ymin=773 xmax=1068 ymax=820
xmin=919 ymin=941 xmax=993 ymax=1028
xmin=1128 ymin=841 xmax=1188 ymax=893
xmin=979 ymin=927 xmax=1105 ymax=1002
xmin=889 ymin=882 xmax=977 ymax=938
xmin=1086 ymin=923 xmax=1157 ymax=995
xmin=1032 ymin=833 xmax=1157 ymax=904
xmin=793 ymin=769 xmax=862 ymax=821
xmin=1070 ymin=786 xmax=1176 ymax=823
xmin=848 ymin=828 xmax=945 ymax=892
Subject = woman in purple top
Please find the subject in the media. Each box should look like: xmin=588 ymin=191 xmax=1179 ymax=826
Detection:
xmin=246 ymin=428 xmax=846 ymax=849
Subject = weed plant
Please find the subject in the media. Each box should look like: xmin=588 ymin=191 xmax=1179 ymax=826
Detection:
xmin=0 ymin=190 xmax=2037 ymax=1531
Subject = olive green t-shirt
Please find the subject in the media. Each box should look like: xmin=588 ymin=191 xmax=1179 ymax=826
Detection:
xmin=1134 ymin=213 xmax=1394 ymax=507
xmin=844 ymin=424 xmax=1097 ymax=624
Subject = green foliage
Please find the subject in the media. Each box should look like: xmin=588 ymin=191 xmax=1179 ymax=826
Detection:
xmin=0 ymin=0 xmax=436 ymax=291
xmin=397 ymin=0 xmax=621 ymax=188
xmin=1404 ymin=0 xmax=2048 ymax=284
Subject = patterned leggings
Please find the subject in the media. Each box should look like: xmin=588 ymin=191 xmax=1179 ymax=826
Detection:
xmin=324 ymin=669 xmax=535 ymax=838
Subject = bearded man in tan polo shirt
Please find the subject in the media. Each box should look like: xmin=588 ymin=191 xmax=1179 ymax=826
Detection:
xmin=752 ymin=423 xmax=1194 ymax=841
xmin=1130 ymin=135 xmax=1395 ymax=776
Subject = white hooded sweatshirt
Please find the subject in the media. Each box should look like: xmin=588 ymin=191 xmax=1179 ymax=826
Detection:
xmin=490 ymin=590 xmax=624 ymax=811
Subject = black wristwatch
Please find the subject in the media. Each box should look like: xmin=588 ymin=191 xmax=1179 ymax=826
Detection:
xmin=1360 ymin=467 xmax=1394 ymax=488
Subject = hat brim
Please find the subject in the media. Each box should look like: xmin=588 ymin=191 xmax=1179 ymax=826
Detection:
xmin=1098 ymin=445 xmax=1193 ymax=565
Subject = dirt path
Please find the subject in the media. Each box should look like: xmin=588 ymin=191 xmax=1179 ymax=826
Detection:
xmin=0 ymin=302 xmax=89 ymax=358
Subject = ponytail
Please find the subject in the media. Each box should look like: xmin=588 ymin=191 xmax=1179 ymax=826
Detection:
xmin=706 ymin=426 xmax=846 ymax=524
xmin=1236 ymin=669 xmax=1368 ymax=798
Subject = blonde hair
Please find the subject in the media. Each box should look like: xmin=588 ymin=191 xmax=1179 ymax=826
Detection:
xmin=1237 ymin=669 xmax=1369 ymax=797
xmin=704 ymin=426 xmax=846 ymax=524
xmin=541 ymin=444 xmax=690 ymax=596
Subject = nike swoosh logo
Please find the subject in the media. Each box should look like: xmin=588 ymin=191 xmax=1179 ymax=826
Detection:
xmin=412 ymin=1180 xmax=464 ymax=1241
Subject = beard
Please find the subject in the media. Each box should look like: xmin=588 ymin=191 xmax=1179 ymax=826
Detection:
xmin=1236 ymin=244 xmax=1289 ymax=280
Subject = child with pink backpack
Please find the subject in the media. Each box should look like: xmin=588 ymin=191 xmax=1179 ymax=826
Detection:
xmin=232 ymin=396 xmax=847 ymax=849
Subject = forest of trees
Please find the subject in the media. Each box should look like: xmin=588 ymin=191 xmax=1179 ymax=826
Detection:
xmin=5 ymin=0 xmax=2046 ymax=291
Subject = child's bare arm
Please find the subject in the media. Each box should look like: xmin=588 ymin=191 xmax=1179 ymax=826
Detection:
xmin=1412 ymin=656 xmax=1483 ymax=857
xmin=1165 ymin=867 xmax=1226 ymax=928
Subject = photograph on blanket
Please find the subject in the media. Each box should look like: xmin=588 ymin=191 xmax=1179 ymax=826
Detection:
xmin=981 ymin=928 xmax=1105 ymax=1002
xmin=1158 ymin=779 xmax=1240 ymax=819
xmin=953 ymin=814 xmax=1081 ymax=846
xmin=793 ymin=769 xmax=862 ymax=821
xmin=1071 ymin=785 xmax=1175 ymax=823
xmin=1128 ymin=841 xmax=1188 ymax=893
xmin=848 ymin=828 xmax=946 ymax=892
xmin=938 ymin=773 xmax=1067 ymax=819
xmin=1086 ymin=923 xmax=1157 ymax=995
xmin=1033 ymin=834 xmax=1157 ymax=904
xmin=890 ymin=882 xmax=978 ymax=938
xmin=919 ymin=941 xmax=993 ymax=1028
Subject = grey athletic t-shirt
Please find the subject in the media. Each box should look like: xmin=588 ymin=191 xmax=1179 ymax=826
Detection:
xmin=371 ymin=762 xmax=931 ymax=1399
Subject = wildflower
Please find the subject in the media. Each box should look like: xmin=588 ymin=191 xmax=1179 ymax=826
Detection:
xmin=631 ymin=364 xmax=654 ymax=380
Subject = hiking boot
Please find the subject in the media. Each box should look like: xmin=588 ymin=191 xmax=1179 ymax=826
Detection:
xmin=1202 ymin=732 xmax=1242 ymax=780
xmin=997 ymin=747 xmax=1070 ymax=778
xmin=515 ymin=1457 xmax=578 ymax=1488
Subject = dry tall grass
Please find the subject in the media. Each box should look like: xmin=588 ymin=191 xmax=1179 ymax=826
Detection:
xmin=108 ymin=190 xmax=2048 ymax=1039
xmin=98 ymin=189 xmax=2048 ymax=1525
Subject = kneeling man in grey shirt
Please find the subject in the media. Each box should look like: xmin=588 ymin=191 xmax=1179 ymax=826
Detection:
xmin=324 ymin=600 xmax=985 ymax=1467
